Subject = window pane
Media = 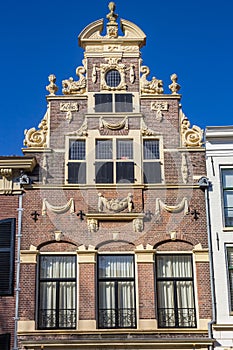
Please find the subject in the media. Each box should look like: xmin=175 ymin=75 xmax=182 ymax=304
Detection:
xmin=143 ymin=140 xmax=160 ymax=159
xmin=115 ymin=94 xmax=133 ymax=112
xmin=69 ymin=140 xmax=85 ymax=160
xmin=143 ymin=162 xmax=161 ymax=183
xmin=222 ymin=169 xmax=233 ymax=188
xmin=95 ymin=94 xmax=112 ymax=112
xmin=116 ymin=162 xmax=134 ymax=183
xmin=96 ymin=140 xmax=113 ymax=159
xmin=99 ymin=255 xmax=134 ymax=278
xmin=105 ymin=70 xmax=121 ymax=87
xmin=227 ymin=249 xmax=233 ymax=310
xmin=95 ymin=162 xmax=113 ymax=183
xmin=157 ymin=255 xmax=192 ymax=278
xmin=117 ymin=140 xmax=133 ymax=160
xmin=68 ymin=162 xmax=86 ymax=184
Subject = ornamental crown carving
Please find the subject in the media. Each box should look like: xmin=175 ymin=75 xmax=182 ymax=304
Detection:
xmin=24 ymin=108 xmax=49 ymax=148
xmin=78 ymin=3 xmax=146 ymax=49
xmin=180 ymin=108 xmax=203 ymax=148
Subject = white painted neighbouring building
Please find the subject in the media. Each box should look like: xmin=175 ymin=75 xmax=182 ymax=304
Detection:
xmin=206 ymin=126 xmax=233 ymax=349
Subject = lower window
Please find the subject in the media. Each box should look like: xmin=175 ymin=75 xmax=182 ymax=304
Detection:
xmin=0 ymin=334 xmax=10 ymax=350
xmin=156 ymin=254 xmax=196 ymax=328
xmin=38 ymin=255 xmax=76 ymax=329
xmin=227 ymin=248 xmax=233 ymax=311
xmin=98 ymin=255 xmax=136 ymax=329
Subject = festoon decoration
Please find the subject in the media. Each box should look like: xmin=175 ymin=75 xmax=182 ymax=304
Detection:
xmin=24 ymin=107 xmax=49 ymax=148
xmin=42 ymin=198 xmax=75 ymax=216
xmin=99 ymin=116 xmax=128 ymax=130
xmin=155 ymin=197 xmax=189 ymax=221
xmin=98 ymin=193 xmax=133 ymax=213
xmin=180 ymin=108 xmax=203 ymax=148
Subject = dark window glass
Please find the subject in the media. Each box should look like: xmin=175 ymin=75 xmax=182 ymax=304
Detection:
xmin=143 ymin=162 xmax=161 ymax=184
xmin=98 ymin=255 xmax=136 ymax=329
xmin=115 ymin=94 xmax=133 ymax=112
xmin=38 ymin=255 xmax=76 ymax=329
xmin=116 ymin=162 xmax=134 ymax=183
xmin=227 ymin=248 xmax=233 ymax=311
xmin=105 ymin=70 xmax=121 ymax=87
xmin=95 ymin=94 xmax=112 ymax=112
xmin=222 ymin=169 xmax=233 ymax=227
xmin=156 ymin=255 xmax=196 ymax=328
xmin=95 ymin=162 xmax=113 ymax=183
xmin=0 ymin=334 xmax=10 ymax=350
xmin=0 ymin=219 xmax=15 ymax=296
xmin=68 ymin=163 xmax=86 ymax=184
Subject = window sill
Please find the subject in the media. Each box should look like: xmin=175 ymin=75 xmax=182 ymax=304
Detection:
xmin=223 ymin=227 xmax=233 ymax=232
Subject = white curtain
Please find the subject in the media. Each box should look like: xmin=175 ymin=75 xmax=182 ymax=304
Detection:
xmin=40 ymin=256 xmax=76 ymax=328
xmin=99 ymin=255 xmax=135 ymax=327
xmin=157 ymin=255 xmax=194 ymax=327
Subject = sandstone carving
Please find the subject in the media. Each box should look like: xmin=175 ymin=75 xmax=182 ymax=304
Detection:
xmin=151 ymin=102 xmax=168 ymax=122
xmin=140 ymin=66 xmax=163 ymax=94
xmin=133 ymin=218 xmax=143 ymax=232
xmin=87 ymin=219 xmax=99 ymax=233
xmin=155 ymin=197 xmax=189 ymax=221
xmin=98 ymin=192 xmax=133 ymax=213
xmin=99 ymin=116 xmax=128 ymax=130
xmin=62 ymin=65 xmax=86 ymax=95
xmin=42 ymin=198 xmax=75 ymax=216
xmin=180 ymin=109 xmax=203 ymax=148
xmin=100 ymin=57 xmax=126 ymax=90
xmin=24 ymin=109 xmax=49 ymax=148
xmin=46 ymin=74 xmax=58 ymax=95
xmin=181 ymin=153 xmax=189 ymax=184
xmin=169 ymin=73 xmax=181 ymax=94
xmin=60 ymin=102 xmax=79 ymax=123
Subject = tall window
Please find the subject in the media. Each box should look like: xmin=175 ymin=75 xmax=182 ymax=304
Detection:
xmin=156 ymin=254 xmax=196 ymax=328
xmin=222 ymin=169 xmax=233 ymax=227
xmin=38 ymin=255 xmax=76 ymax=329
xmin=143 ymin=139 xmax=161 ymax=183
xmin=227 ymin=248 xmax=233 ymax=311
xmin=98 ymin=255 xmax=136 ymax=329
xmin=95 ymin=94 xmax=133 ymax=113
xmin=0 ymin=219 xmax=15 ymax=296
xmin=95 ymin=139 xmax=134 ymax=184
xmin=67 ymin=140 xmax=86 ymax=184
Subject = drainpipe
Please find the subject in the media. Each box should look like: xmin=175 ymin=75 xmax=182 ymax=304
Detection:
xmin=13 ymin=174 xmax=29 ymax=350
xmin=198 ymin=177 xmax=216 ymax=350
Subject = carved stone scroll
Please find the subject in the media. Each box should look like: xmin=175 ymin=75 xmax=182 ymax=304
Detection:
xmin=141 ymin=119 xmax=158 ymax=136
xmin=66 ymin=118 xmax=88 ymax=137
xmin=24 ymin=109 xmax=49 ymax=148
xmin=98 ymin=192 xmax=133 ymax=213
xmin=180 ymin=109 xmax=203 ymax=148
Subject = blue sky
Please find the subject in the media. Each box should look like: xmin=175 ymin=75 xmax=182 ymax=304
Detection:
xmin=0 ymin=0 xmax=232 ymax=155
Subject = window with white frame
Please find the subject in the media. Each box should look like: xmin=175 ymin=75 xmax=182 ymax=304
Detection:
xmin=222 ymin=169 xmax=233 ymax=227
xmin=227 ymin=247 xmax=233 ymax=311
xmin=67 ymin=139 xmax=86 ymax=184
xmin=98 ymin=255 xmax=136 ymax=329
xmin=38 ymin=255 xmax=76 ymax=329
xmin=143 ymin=139 xmax=162 ymax=183
xmin=94 ymin=93 xmax=133 ymax=113
xmin=156 ymin=254 xmax=196 ymax=328
xmin=95 ymin=138 xmax=135 ymax=184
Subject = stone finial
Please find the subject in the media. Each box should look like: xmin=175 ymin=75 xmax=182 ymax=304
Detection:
xmin=46 ymin=74 xmax=58 ymax=95
xmin=169 ymin=73 xmax=180 ymax=95
xmin=106 ymin=2 xmax=118 ymax=23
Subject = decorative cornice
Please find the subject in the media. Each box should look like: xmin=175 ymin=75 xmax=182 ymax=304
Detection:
xmin=0 ymin=157 xmax=37 ymax=171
